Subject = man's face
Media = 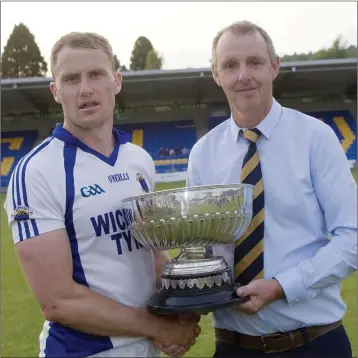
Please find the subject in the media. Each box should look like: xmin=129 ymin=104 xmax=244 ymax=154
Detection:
xmin=50 ymin=47 xmax=121 ymax=130
xmin=212 ymin=31 xmax=280 ymax=115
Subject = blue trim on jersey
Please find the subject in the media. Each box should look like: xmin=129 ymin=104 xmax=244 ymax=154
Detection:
xmin=11 ymin=164 xmax=23 ymax=241
xmin=15 ymin=156 xmax=25 ymax=239
xmin=44 ymin=324 xmax=114 ymax=358
xmin=20 ymin=139 xmax=53 ymax=236
xmin=13 ymin=138 xmax=53 ymax=240
xmin=63 ymin=143 xmax=87 ymax=286
xmin=44 ymin=142 xmax=113 ymax=357
xmin=113 ymin=127 xmax=131 ymax=146
xmin=52 ymin=124 xmax=130 ymax=167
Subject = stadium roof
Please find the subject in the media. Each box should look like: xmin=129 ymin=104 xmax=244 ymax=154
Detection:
xmin=1 ymin=58 xmax=357 ymax=116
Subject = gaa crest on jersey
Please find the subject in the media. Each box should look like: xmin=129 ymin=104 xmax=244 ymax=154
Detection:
xmin=11 ymin=206 xmax=33 ymax=222
xmin=137 ymin=173 xmax=149 ymax=193
xmin=80 ymin=184 xmax=106 ymax=198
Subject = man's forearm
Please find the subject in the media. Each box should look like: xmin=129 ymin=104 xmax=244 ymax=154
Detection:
xmin=42 ymin=282 xmax=166 ymax=339
xmin=274 ymin=227 xmax=357 ymax=306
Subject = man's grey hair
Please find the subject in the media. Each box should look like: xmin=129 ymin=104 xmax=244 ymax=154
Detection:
xmin=212 ymin=20 xmax=277 ymax=67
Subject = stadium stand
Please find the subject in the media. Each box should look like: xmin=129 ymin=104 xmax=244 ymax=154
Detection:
xmin=1 ymin=59 xmax=357 ymax=185
xmin=1 ymin=131 xmax=38 ymax=187
xmin=208 ymin=110 xmax=357 ymax=162
xmin=1 ymin=111 xmax=356 ymax=184
xmin=309 ymin=110 xmax=357 ymax=161
xmin=116 ymin=120 xmax=197 ymax=173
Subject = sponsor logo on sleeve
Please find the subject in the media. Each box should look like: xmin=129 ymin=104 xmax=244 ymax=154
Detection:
xmin=11 ymin=206 xmax=33 ymax=221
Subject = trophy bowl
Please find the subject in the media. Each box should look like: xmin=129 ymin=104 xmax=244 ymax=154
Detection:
xmin=122 ymin=184 xmax=253 ymax=315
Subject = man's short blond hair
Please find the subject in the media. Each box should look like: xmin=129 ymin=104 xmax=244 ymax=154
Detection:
xmin=50 ymin=32 xmax=115 ymax=76
xmin=212 ymin=20 xmax=277 ymax=67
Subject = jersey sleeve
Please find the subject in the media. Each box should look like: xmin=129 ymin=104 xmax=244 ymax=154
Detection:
xmin=145 ymin=152 xmax=156 ymax=192
xmin=4 ymin=162 xmax=65 ymax=244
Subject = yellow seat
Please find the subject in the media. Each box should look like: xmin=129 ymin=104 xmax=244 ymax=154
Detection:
xmin=132 ymin=129 xmax=143 ymax=147
xmin=1 ymin=157 xmax=15 ymax=177
xmin=1 ymin=137 xmax=24 ymax=150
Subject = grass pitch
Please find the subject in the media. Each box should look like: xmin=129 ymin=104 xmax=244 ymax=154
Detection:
xmin=1 ymin=172 xmax=357 ymax=357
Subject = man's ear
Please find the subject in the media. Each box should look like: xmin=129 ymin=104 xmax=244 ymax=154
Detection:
xmin=272 ymin=56 xmax=280 ymax=81
xmin=114 ymin=71 xmax=122 ymax=95
xmin=50 ymin=82 xmax=61 ymax=103
xmin=211 ymin=65 xmax=221 ymax=87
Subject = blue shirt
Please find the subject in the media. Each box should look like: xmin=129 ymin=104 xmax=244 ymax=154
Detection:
xmin=186 ymin=99 xmax=357 ymax=335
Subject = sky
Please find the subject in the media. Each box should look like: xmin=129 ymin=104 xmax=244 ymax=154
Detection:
xmin=1 ymin=2 xmax=357 ymax=71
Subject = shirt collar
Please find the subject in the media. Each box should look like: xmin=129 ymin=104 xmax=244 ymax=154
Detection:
xmin=52 ymin=123 xmax=131 ymax=147
xmin=229 ymin=98 xmax=282 ymax=141
xmin=52 ymin=123 xmax=131 ymax=166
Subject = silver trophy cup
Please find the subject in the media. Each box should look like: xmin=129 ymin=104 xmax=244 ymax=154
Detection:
xmin=123 ymin=184 xmax=253 ymax=315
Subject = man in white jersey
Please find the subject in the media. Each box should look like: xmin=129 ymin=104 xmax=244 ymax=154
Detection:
xmin=4 ymin=32 xmax=200 ymax=358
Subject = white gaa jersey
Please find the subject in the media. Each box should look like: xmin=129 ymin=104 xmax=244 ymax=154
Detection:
xmin=4 ymin=124 xmax=159 ymax=357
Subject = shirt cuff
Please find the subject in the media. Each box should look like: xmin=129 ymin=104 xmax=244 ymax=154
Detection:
xmin=273 ymin=266 xmax=306 ymax=306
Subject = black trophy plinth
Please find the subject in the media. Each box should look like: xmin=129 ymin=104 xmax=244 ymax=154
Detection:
xmin=147 ymin=255 xmax=246 ymax=315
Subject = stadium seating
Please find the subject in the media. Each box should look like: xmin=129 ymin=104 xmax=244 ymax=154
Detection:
xmin=1 ymin=131 xmax=38 ymax=187
xmin=208 ymin=111 xmax=357 ymax=161
xmin=0 ymin=112 xmax=356 ymax=187
xmin=308 ymin=110 xmax=357 ymax=161
xmin=116 ymin=120 xmax=197 ymax=173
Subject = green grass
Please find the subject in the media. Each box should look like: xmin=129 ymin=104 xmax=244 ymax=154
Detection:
xmin=1 ymin=172 xmax=357 ymax=357
xmin=155 ymin=181 xmax=185 ymax=191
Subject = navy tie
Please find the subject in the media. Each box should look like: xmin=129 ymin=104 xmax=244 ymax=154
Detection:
xmin=234 ymin=129 xmax=264 ymax=285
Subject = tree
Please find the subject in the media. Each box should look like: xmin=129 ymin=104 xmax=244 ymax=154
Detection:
xmin=280 ymin=35 xmax=357 ymax=62
xmin=1 ymin=23 xmax=47 ymax=78
xmin=281 ymin=52 xmax=313 ymax=62
xmin=311 ymin=35 xmax=348 ymax=60
xmin=346 ymin=45 xmax=357 ymax=58
xmin=145 ymin=49 xmax=163 ymax=70
xmin=129 ymin=36 xmax=154 ymax=70
xmin=113 ymin=55 xmax=120 ymax=71
xmin=113 ymin=55 xmax=128 ymax=72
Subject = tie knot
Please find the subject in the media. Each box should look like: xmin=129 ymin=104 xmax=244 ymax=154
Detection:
xmin=243 ymin=128 xmax=261 ymax=143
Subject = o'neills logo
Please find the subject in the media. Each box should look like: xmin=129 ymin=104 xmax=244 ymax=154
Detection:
xmin=108 ymin=173 xmax=130 ymax=183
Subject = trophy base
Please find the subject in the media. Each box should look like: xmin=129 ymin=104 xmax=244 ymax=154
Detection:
xmin=148 ymin=252 xmax=246 ymax=315
xmin=147 ymin=283 xmax=245 ymax=315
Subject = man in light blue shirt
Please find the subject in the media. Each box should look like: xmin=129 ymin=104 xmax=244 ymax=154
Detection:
xmin=186 ymin=20 xmax=357 ymax=357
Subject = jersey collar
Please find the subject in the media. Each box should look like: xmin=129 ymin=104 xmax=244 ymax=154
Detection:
xmin=52 ymin=123 xmax=130 ymax=166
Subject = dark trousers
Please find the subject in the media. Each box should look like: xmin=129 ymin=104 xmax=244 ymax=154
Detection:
xmin=213 ymin=325 xmax=352 ymax=358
